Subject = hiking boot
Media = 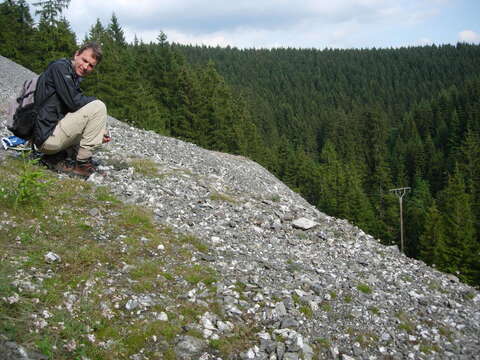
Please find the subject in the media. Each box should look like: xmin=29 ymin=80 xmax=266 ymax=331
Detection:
xmin=40 ymin=151 xmax=68 ymax=170
xmin=72 ymin=158 xmax=98 ymax=178
xmin=54 ymin=158 xmax=100 ymax=178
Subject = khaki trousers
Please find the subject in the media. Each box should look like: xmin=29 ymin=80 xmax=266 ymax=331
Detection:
xmin=40 ymin=100 xmax=107 ymax=160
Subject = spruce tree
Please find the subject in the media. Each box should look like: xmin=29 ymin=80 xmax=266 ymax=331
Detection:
xmin=418 ymin=201 xmax=445 ymax=266
xmin=436 ymin=166 xmax=478 ymax=284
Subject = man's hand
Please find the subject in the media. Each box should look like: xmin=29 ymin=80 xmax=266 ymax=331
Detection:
xmin=102 ymin=133 xmax=111 ymax=143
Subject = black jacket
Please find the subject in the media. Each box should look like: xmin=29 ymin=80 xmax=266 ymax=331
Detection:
xmin=34 ymin=58 xmax=96 ymax=146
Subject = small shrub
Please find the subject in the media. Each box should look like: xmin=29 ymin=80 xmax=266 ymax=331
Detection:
xmin=14 ymin=157 xmax=51 ymax=207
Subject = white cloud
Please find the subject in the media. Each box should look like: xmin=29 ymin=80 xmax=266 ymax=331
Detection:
xmin=25 ymin=0 xmax=455 ymax=49
xmin=458 ymin=30 xmax=480 ymax=44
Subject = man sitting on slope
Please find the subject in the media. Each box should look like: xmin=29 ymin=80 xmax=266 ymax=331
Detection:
xmin=34 ymin=42 xmax=110 ymax=177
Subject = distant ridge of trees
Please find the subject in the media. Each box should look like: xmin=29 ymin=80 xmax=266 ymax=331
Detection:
xmin=1 ymin=0 xmax=479 ymax=285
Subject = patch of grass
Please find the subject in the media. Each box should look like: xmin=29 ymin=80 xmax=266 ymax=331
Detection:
xmin=355 ymin=333 xmax=379 ymax=348
xmin=420 ymin=342 xmax=440 ymax=354
xmin=396 ymin=311 xmax=416 ymax=334
xmin=124 ymin=320 xmax=180 ymax=355
xmin=210 ymin=192 xmax=236 ymax=203
xmin=270 ymin=194 xmax=281 ymax=202
xmin=292 ymin=293 xmax=301 ymax=305
xmin=118 ymin=205 xmax=156 ymax=234
xmin=300 ymin=305 xmax=314 ymax=318
xmin=182 ymin=264 xmax=217 ymax=286
xmin=130 ymin=158 xmax=159 ymax=177
xmin=95 ymin=186 xmax=121 ymax=203
xmin=320 ymin=303 xmax=333 ymax=312
xmin=180 ymin=234 xmax=209 ymax=253
xmin=286 ymin=259 xmax=303 ymax=272
xmin=463 ymin=291 xmax=476 ymax=301
xmin=234 ymin=281 xmax=247 ymax=293
xmin=179 ymin=303 xmax=209 ymax=323
xmin=209 ymin=325 xmax=259 ymax=358
xmin=368 ymin=306 xmax=380 ymax=315
xmin=344 ymin=295 xmax=353 ymax=303
xmin=357 ymin=283 xmax=373 ymax=294
xmin=314 ymin=338 xmax=331 ymax=348
xmin=398 ymin=322 xmax=415 ymax=333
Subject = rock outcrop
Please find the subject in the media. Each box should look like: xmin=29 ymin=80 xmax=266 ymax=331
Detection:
xmin=1 ymin=55 xmax=479 ymax=359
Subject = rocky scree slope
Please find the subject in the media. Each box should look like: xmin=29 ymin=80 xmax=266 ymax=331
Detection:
xmin=0 ymin=55 xmax=479 ymax=360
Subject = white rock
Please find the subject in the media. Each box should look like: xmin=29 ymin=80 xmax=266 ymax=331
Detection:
xmin=292 ymin=217 xmax=318 ymax=230
xmin=210 ymin=236 xmax=222 ymax=244
xmin=44 ymin=252 xmax=61 ymax=263
xmin=5 ymin=292 xmax=20 ymax=304
xmin=125 ymin=299 xmax=139 ymax=311
xmin=158 ymin=312 xmax=168 ymax=321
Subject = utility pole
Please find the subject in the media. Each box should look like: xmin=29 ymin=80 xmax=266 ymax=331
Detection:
xmin=389 ymin=187 xmax=411 ymax=253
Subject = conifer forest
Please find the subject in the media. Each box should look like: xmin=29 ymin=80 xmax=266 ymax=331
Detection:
xmin=1 ymin=0 xmax=479 ymax=286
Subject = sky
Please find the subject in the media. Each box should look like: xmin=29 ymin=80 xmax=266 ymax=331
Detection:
xmin=29 ymin=0 xmax=480 ymax=49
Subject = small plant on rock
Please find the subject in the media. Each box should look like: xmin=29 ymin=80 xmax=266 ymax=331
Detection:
xmin=14 ymin=156 xmax=51 ymax=208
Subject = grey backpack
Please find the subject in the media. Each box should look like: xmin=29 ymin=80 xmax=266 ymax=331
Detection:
xmin=7 ymin=76 xmax=39 ymax=139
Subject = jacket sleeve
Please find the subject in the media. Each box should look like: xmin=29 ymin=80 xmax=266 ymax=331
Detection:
xmin=50 ymin=61 xmax=96 ymax=112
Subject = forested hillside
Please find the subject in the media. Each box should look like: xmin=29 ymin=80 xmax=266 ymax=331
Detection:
xmin=176 ymin=44 xmax=480 ymax=286
xmin=1 ymin=0 xmax=479 ymax=286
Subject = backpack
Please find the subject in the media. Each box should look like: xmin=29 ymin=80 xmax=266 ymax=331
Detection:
xmin=7 ymin=76 xmax=39 ymax=140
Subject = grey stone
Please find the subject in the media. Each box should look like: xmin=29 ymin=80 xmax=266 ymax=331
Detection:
xmin=260 ymin=339 xmax=277 ymax=354
xmin=276 ymin=342 xmax=286 ymax=360
xmin=0 ymin=335 xmax=47 ymax=360
xmin=292 ymin=218 xmax=318 ymax=230
xmin=283 ymin=353 xmax=299 ymax=360
xmin=280 ymin=317 xmax=299 ymax=329
xmin=174 ymin=336 xmax=208 ymax=360
xmin=275 ymin=302 xmax=288 ymax=317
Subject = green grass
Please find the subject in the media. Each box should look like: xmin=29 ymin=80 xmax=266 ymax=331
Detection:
xmin=300 ymin=305 xmax=314 ymax=318
xmin=0 ymin=157 xmax=226 ymax=359
xmin=320 ymin=303 xmax=333 ymax=312
xmin=368 ymin=306 xmax=380 ymax=315
xmin=357 ymin=283 xmax=373 ymax=294
xmin=129 ymin=158 xmax=159 ymax=177
xmin=396 ymin=311 xmax=416 ymax=334
xmin=207 ymin=325 xmax=259 ymax=358
xmin=180 ymin=234 xmax=209 ymax=253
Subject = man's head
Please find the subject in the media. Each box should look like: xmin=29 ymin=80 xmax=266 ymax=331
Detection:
xmin=72 ymin=42 xmax=103 ymax=77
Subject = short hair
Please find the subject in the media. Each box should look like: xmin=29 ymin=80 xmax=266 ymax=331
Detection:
xmin=77 ymin=42 xmax=103 ymax=64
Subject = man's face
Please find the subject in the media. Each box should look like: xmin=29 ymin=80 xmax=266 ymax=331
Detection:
xmin=73 ymin=48 xmax=97 ymax=77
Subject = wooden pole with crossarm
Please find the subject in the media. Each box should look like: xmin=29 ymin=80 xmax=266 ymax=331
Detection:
xmin=389 ymin=187 xmax=411 ymax=253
